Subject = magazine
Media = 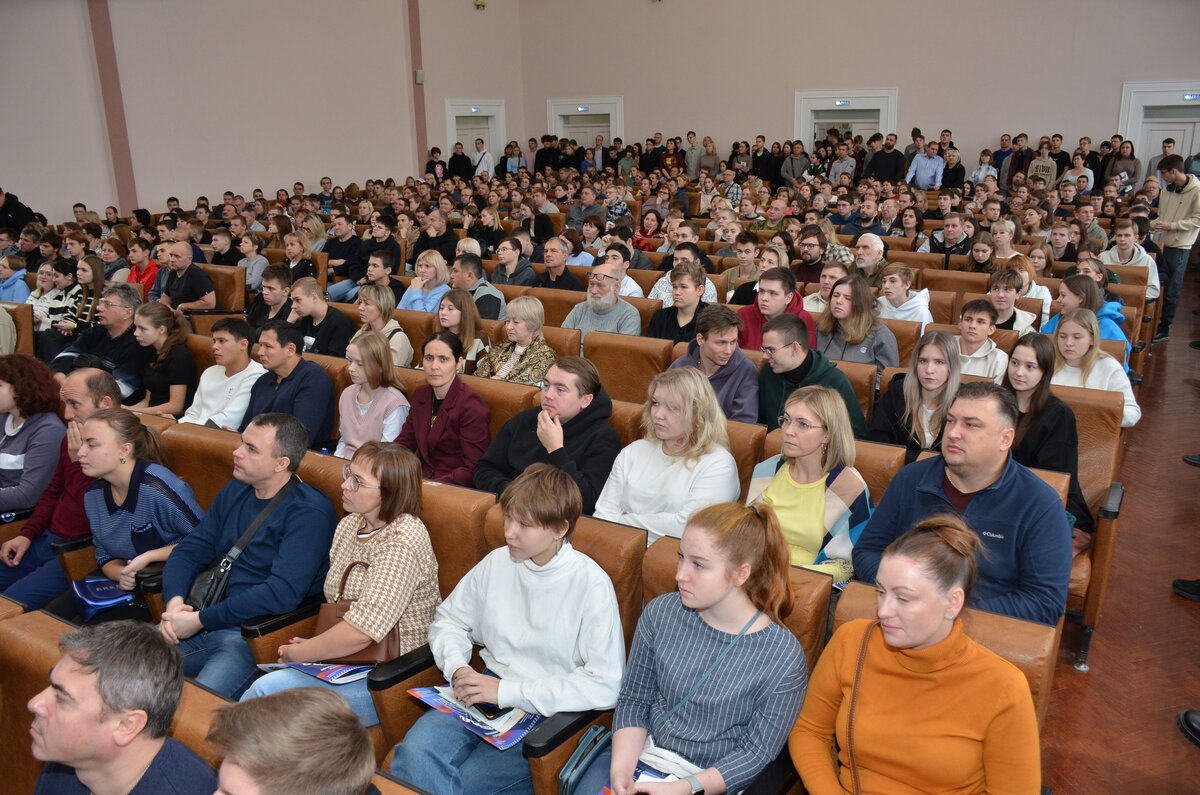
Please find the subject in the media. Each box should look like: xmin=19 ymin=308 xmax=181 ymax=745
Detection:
xmin=408 ymin=685 xmax=544 ymax=750
xmin=255 ymin=663 xmax=373 ymax=685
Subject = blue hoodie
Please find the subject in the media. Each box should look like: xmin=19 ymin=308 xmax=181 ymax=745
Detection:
xmin=852 ymin=454 xmax=1072 ymax=625
xmin=1042 ymin=300 xmax=1130 ymax=370
xmin=0 ymin=269 xmax=30 ymax=302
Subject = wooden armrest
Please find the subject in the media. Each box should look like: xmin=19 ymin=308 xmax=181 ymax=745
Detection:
xmin=368 ymin=645 xmax=437 ymax=691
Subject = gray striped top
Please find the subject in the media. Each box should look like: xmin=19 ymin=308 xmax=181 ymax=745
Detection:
xmin=613 ymin=593 xmax=807 ymax=791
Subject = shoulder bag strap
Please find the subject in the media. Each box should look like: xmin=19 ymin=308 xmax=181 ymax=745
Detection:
xmin=217 ymin=476 xmax=300 ymax=572
xmin=334 ymin=560 xmax=370 ymax=602
xmin=846 ymin=620 xmax=877 ymax=795
xmin=662 ymin=610 xmax=762 ymax=724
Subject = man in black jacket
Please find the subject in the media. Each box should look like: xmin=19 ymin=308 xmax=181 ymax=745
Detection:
xmin=447 ymin=142 xmax=474 ymax=182
xmin=0 ymin=187 xmax=36 ymax=234
xmin=474 ymin=357 xmax=620 ymax=514
xmin=407 ymin=210 xmax=457 ymax=268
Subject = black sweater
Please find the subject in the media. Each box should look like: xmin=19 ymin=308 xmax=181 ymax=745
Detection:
xmin=473 ymin=387 xmax=621 ymax=514
xmin=1012 ymin=396 xmax=1094 ymax=533
xmin=868 ymin=373 xmax=943 ymax=464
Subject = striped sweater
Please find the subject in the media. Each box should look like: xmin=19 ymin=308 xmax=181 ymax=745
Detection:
xmin=84 ymin=459 xmax=204 ymax=567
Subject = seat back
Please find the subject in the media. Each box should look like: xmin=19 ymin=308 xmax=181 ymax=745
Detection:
xmin=962 ymin=293 xmax=1044 ymax=329
xmin=727 ymin=420 xmax=767 ymax=502
xmin=199 ymin=264 xmax=246 ymax=310
xmin=831 ymin=359 xmax=876 ymax=421
xmin=761 ymin=435 xmax=906 ymax=507
xmin=295 ymin=449 xmax=350 ymax=520
xmin=643 ymin=537 xmax=833 ymax=670
xmin=625 ymin=268 xmax=661 ymax=297
xmin=608 ymin=399 xmax=645 ymax=447
xmin=1050 ymin=385 xmax=1122 ymax=515
xmin=0 ymin=302 xmax=34 ymax=355
xmin=161 ymin=423 xmax=242 ymax=508
xmin=424 ymin=484 xmax=497 ymax=598
xmin=833 ymin=581 xmax=1061 ymax=728
xmin=303 ymin=352 xmax=352 ymax=440
xmin=920 ymin=269 xmax=989 ymax=297
xmin=484 ymin=505 xmax=646 ymax=651
xmin=625 ymin=296 xmax=664 ymax=333
xmin=924 ymin=323 xmax=1020 ymax=356
xmin=541 ymin=325 xmax=581 ymax=359
xmin=186 ymin=334 xmax=217 ymax=374
xmin=880 ymin=318 xmax=922 ymax=366
xmin=926 ymin=290 xmax=957 ymax=325
xmin=582 ymin=332 xmax=673 ymax=404
xmin=527 ymin=287 xmax=585 ymax=328
xmin=457 ymin=373 xmax=541 ymax=437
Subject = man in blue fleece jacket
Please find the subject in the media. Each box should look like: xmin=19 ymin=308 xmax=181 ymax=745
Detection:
xmin=853 ymin=382 xmax=1071 ymax=625
xmin=160 ymin=413 xmax=335 ymax=698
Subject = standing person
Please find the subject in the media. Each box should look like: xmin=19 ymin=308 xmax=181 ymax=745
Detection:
xmin=791 ymin=515 xmax=1040 ymax=793
xmin=1152 ymin=155 xmax=1200 ymax=343
xmin=390 ymin=464 xmax=624 ymax=795
xmin=569 ymin=502 xmax=806 ymax=795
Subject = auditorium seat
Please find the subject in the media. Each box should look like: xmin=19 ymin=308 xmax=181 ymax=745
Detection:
xmin=392 ymin=368 xmax=539 ymax=438
xmin=303 ymin=352 xmax=352 ymax=440
xmin=831 ymin=359 xmax=877 ymax=422
xmin=539 ymin=325 xmax=581 ymax=359
xmin=924 ymin=323 xmax=1020 ymax=356
xmin=199 ymin=264 xmax=246 ymax=311
xmin=393 ymin=308 xmax=436 ymax=355
xmin=920 ymin=269 xmax=988 ymax=297
xmin=961 ymin=293 xmax=1044 ymax=330
xmin=880 ymin=317 xmax=922 ymax=366
xmin=582 ymin=331 xmax=673 ymax=404
xmin=625 ymin=295 xmax=665 ymax=333
xmin=926 ymin=290 xmax=957 ymax=325
xmin=527 ymin=287 xmax=585 ymax=328
xmin=186 ymin=334 xmax=217 ymax=374
xmin=0 ymin=302 xmax=34 ymax=355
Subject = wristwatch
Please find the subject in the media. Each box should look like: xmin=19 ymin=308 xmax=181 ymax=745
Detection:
xmin=683 ymin=773 xmax=705 ymax=794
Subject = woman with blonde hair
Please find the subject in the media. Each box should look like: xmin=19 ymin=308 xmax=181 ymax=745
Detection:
xmin=301 ymin=214 xmax=328 ymax=254
xmin=747 ymin=385 xmax=873 ymax=584
xmin=131 ymin=302 xmax=195 ymax=417
xmin=816 ymin=276 xmax=899 ymax=379
xmin=1050 ymin=308 xmax=1140 ymax=427
xmin=398 ymin=250 xmax=451 ymax=313
xmin=473 ymin=295 xmax=555 ymax=385
xmin=594 ymin=368 xmax=740 ymax=545
xmin=990 ymin=218 xmax=1019 ymax=260
xmin=791 ymin=515 xmax=1040 ymax=793
xmin=353 ymin=284 xmax=413 ymax=367
xmin=433 ymin=289 xmax=486 ymax=373
xmin=469 ymin=206 xmax=504 ymax=257
xmin=869 ymin=330 xmax=961 ymax=463
xmin=335 ymin=333 xmax=411 ymax=458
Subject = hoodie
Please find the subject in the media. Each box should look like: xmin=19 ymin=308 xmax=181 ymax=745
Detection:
xmin=758 ymin=349 xmax=868 ymax=438
xmin=490 ymin=256 xmax=536 ymax=287
xmin=1154 ymin=173 xmax=1200 ymax=249
xmin=473 ymin=386 xmax=621 ymax=514
xmin=668 ymin=339 xmax=759 ymax=423
xmin=737 ymin=292 xmax=817 ymax=351
xmin=1042 ymin=301 xmax=1131 ymax=371
xmin=955 ymin=336 xmax=1009 ymax=382
xmin=876 ymin=289 xmax=933 ymax=332
xmin=1099 ymin=243 xmax=1160 ymax=300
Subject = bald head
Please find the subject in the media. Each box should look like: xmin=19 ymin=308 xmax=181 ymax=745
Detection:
xmin=60 ymin=368 xmax=121 ymax=423
xmin=167 ymin=241 xmax=193 ymax=272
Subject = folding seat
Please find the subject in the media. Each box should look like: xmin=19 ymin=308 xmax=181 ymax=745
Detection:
xmin=607 ymin=398 xmax=644 ymax=447
xmin=923 ymin=323 xmax=1019 ymax=356
xmin=455 ymin=373 xmax=541 ymax=437
xmin=527 ymin=287 xmax=585 ymax=328
xmin=582 ymin=331 xmax=673 ymax=404
xmin=890 ymin=250 xmax=947 ymax=271
xmin=624 ymin=296 xmax=664 ymax=333
xmin=0 ymin=302 xmax=34 ymax=355
xmin=832 ymin=359 xmax=878 ymax=421
xmin=920 ymin=269 xmax=988 ymax=298
xmin=302 ymin=352 xmax=351 ymax=439
xmin=199 ymin=264 xmax=246 ymax=311
xmin=540 ymin=325 xmax=581 ymax=358
xmin=880 ymin=317 xmax=922 ymax=366
xmin=961 ymin=292 xmax=1045 ymax=330
xmin=762 ymin=434 xmax=907 ymax=510
xmin=625 ymin=268 xmax=660 ymax=297
xmin=926 ymin=290 xmax=957 ymax=324
xmin=495 ymin=284 xmax=530 ymax=304
xmin=393 ymin=309 xmax=436 ymax=355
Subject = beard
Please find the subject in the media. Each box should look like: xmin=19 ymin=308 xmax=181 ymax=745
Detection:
xmin=587 ymin=290 xmax=619 ymax=311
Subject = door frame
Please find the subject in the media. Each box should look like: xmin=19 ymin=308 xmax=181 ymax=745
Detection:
xmin=794 ymin=89 xmax=898 ymax=143
xmin=1118 ymin=81 xmax=1200 ymax=144
xmin=444 ymin=98 xmax=506 ymax=155
xmin=546 ymin=96 xmax=624 ymax=142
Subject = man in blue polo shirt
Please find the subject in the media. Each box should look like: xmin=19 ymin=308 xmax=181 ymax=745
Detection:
xmin=237 ymin=321 xmax=333 ymax=448
xmin=853 ymin=381 xmax=1072 ymax=625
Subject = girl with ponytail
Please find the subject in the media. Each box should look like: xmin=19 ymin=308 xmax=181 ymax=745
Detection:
xmin=131 ymin=302 xmax=196 ymax=417
xmin=67 ymin=408 xmax=204 ymax=611
xmin=791 ymin=514 xmax=1040 ymax=794
xmin=569 ymin=502 xmax=807 ymax=795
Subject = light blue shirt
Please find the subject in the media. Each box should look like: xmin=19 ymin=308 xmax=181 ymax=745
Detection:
xmin=906 ymin=153 xmax=945 ymax=189
xmin=397 ymin=281 xmax=450 ymax=313
xmin=0 ymin=269 xmax=31 ymax=302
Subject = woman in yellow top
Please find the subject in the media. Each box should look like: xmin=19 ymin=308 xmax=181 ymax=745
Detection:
xmin=789 ymin=514 xmax=1041 ymax=794
xmin=745 ymin=386 xmax=872 ymax=584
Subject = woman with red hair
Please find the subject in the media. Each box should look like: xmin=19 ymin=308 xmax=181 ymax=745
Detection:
xmin=0 ymin=354 xmax=65 ymax=512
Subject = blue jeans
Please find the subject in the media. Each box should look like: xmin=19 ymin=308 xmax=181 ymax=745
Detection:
xmin=390 ymin=708 xmax=533 ymax=795
xmin=1159 ymin=246 xmax=1189 ymax=329
xmin=572 ymin=745 xmax=614 ymax=795
xmin=327 ymin=279 xmax=360 ymax=303
xmin=0 ymin=533 xmax=69 ymax=609
xmin=178 ymin=627 xmax=258 ymax=699
xmin=241 ymin=667 xmax=379 ymax=726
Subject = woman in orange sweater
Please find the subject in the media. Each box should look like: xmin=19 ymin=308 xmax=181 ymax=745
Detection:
xmin=789 ymin=514 xmax=1040 ymax=794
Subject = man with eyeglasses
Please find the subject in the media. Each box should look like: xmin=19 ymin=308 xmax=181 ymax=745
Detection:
xmin=792 ymin=225 xmax=828 ymax=285
xmin=562 ymin=259 xmax=640 ymax=349
xmin=490 ymin=236 xmax=535 ymax=286
xmin=757 ymin=314 xmax=865 ymax=436
xmin=50 ymin=283 xmax=153 ymax=401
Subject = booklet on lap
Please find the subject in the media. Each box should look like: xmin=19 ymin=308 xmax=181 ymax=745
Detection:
xmin=255 ymin=663 xmax=373 ymax=685
xmin=407 ymin=685 xmax=544 ymax=751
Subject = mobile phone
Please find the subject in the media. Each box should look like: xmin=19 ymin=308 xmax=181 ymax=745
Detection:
xmin=475 ymin=702 xmax=512 ymax=721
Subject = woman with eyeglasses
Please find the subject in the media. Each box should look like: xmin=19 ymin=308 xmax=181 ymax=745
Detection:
xmin=869 ymin=330 xmax=961 ymax=464
xmin=241 ymin=442 xmax=439 ymax=726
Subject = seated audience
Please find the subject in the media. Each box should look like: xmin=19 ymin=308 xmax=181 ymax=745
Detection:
xmin=816 ymin=276 xmax=900 ymax=380
xmin=955 ymin=299 xmax=1009 ymax=382
xmin=324 ymin=214 xmax=367 ymax=303
xmin=595 ymin=368 xmax=740 ymax=544
xmin=209 ymin=689 xmax=374 ymax=795
xmin=335 ymin=332 xmax=410 ymax=459
xmin=129 ymin=303 xmax=196 ymax=417
xmin=449 ymin=252 xmax=506 ymax=320
xmin=759 ymin=314 xmax=867 ymax=436
xmin=647 ymin=260 xmax=710 ymax=343
xmin=35 ymin=259 xmax=84 ymax=361
xmin=791 ymin=515 xmax=1040 ymax=793
xmin=562 ymin=259 xmax=641 ymax=347
xmin=246 ymin=264 xmax=293 ymax=337
xmin=987 ymin=267 xmax=1037 ymax=335
xmin=125 ymin=238 xmax=159 ymax=295
xmin=854 ymin=382 xmax=1073 ymax=625
xmin=669 ymin=304 xmax=758 ymax=423
xmin=280 ymin=231 xmax=316 ymax=281
xmin=236 ymin=233 xmax=269 ymax=294
xmin=532 ymin=236 xmax=585 ymax=291
xmin=29 ymin=621 xmax=217 ymax=794
xmin=352 ymin=283 xmax=413 ymax=367
xmin=602 ymin=243 xmax=646 ymax=298
xmin=870 ymin=331 xmax=962 ymax=463
xmin=1001 ymin=334 xmax=1095 ymax=550
xmin=396 ymin=331 xmax=491 ymax=486
xmin=207 ymin=228 xmax=240 ymax=267
xmin=154 ymin=242 xmax=216 ymax=311
xmin=160 ymin=413 xmax=337 ymax=698
xmin=390 ymin=464 xmax=624 ymax=795
xmin=738 ymin=266 xmax=817 ymax=351
xmin=0 ymin=369 xmax=119 ymax=607
xmin=647 ymin=243 xmax=719 ymax=305
xmin=179 ymin=318 xmax=266 ymax=428
xmin=50 ymin=283 xmax=151 ymax=402
xmin=1042 ymin=274 xmax=1130 ymax=369
xmin=26 ymin=261 xmax=59 ymax=334
xmin=474 ymin=295 xmax=556 ymax=385
xmin=475 ymin=356 xmax=620 ymax=514
xmin=875 ymin=264 xmax=933 ymax=332
xmin=435 ymin=288 xmax=488 ymax=373
xmin=398 ymin=249 xmax=451 ymax=313
xmin=1050 ymin=308 xmax=1140 ymax=427
xmin=490 ymin=236 xmax=536 ymax=286
xmin=288 ymin=276 xmax=355 ymax=357
xmin=802 ymin=261 xmax=849 ymax=315
xmin=747 ymin=385 xmax=872 ymax=583
xmin=570 ymin=502 xmax=805 ymax=795
xmin=239 ymin=322 xmax=334 ymax=448
xmin=242 ymin=443 xmax=438 ymax=726
xmin=0 ymin=355 xmax=66 ymax=515
xmin=0 ymin=252 xmax=30 ymax=302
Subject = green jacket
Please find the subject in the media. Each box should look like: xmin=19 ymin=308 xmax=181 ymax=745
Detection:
xmin=758 ymin=349 xmax=868 ymax=438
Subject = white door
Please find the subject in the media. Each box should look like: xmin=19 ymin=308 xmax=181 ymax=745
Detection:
xmin=1139 ymin=122 xmax=1199 ymax=165
xmin=455 ymin=116 xmax=492 ymax=155
xmin=812 ymin=110 xmax=880 ymax=145
xmin=559 ymin=113 xmax=611 ymax=149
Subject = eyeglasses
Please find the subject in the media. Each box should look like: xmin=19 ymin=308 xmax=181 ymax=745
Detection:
xmin=97 ymin=300 xmax=127 ymax=310
xmin=342 ymin=464 xmax=381 ymax=492
xmin=588 ymin=273 xmax=617 ymax=283
xmin=777 ymin=416 xmax=824 ymax=432
xmin=760 ymin=341 xmax=795 ymax=357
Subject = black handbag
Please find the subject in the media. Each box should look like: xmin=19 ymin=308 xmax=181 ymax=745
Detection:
xmin=186 ymin=477 xmax=298 ymax=610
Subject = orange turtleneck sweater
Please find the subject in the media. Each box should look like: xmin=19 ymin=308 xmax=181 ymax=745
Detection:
xmin=789 ymin=618 xmax=1040 ymax=795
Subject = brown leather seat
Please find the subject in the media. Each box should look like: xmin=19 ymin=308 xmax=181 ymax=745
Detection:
xmin=540 ymin=325 xmax=581 ymax=359
xmin=920 ymin=269 xmax=989 ymax=298
xmin=625 ymin=268 xmax=661 ymax=297
xmin=926 ymin=290 xmax=957 ymax=325
xmin=831 ymin=359 xmax=876 ymax=421
xmin=393 ymin=309 xmax=436 ymax=356
xmin=607 ymin=398 xmax=645 ymax=447
xmin=303 ymin=353 xmax=351 ymax=440
xmin=880 ymin=317 xmax=922 ymax=367
xmin=186 ymin=334 xmax=217 ymax=374
xmin=924 ymin=323 xmax=1020 ymax=356
xmin=310 ymin=251 xmax=330 ymax=290
xmin=833 ymin=581 xmax=1062 ymax=729
xmin=161 ymin=422 xmax=242 ymax=508
xmin=762 ymin=435 xmax=906 ymax=507
xmin=582 ymin=331 xmax=673 ymax=404
xmin=456 ymin=373 xmax=541 ymax=437
xmin=495 ymin=284 xmax=530 ymax=304
xmin=962 ymin=292 xmax=1044 ymax=330
xmin=643 ymin=537 xmax=833 ymax=674
xmin=0 ymin=595 xmax=24 ymax=621
xmin=0 ymin=302 xmax=34 ymax=355
xmin=328 ymin=301 xmax=361 ymax=330
xmin=727 ymin=420 xmax=767 ymax=502
xmin=527 ymin=287 xmax=585 ymax=328
xmin=199 ymin=264 xmax=246 ymax=311
xmin=624 ymin=296 xmax=664 ymax=333
xmin=890 ymin=251 xmax=948 ymax=272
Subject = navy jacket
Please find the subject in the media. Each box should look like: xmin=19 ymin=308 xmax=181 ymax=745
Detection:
xmin=852 ymin=454 xmax=1071 ymax=625
xmin=239 ymin=359 xmax=333 ymax=447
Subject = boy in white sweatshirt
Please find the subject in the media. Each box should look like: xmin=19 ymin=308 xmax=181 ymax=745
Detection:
xmin=875 ymin=264 xmax=933 ymax=332
xmin=988 ymin=268 xmax=1036 ymax=335
xmin=955 ymin=298 xmax=1009 ymax=382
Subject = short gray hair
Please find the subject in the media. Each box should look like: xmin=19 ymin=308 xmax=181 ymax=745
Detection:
xmin=59 ymin=621 xmax=182 ymax=738
xmin=102 ymin=282 xmax=143 ymax=310
xmin=249 ymin=412 xmax=310 ymax=471
xmin=505 ymin=295 xmax=544 ymax=333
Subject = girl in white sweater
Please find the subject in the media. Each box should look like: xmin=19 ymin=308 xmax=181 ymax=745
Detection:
xmin=390 ymin=464 xmax=625 ymax=795
xmin=594 ymin=368 xmax=740 ymax=545
xmin=1050 ymin=309 xmax=1141 ymax=428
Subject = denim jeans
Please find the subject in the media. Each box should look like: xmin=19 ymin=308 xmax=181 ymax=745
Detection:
xmin=0 ymin=533 xmax=69 ymax=609
xmin=327 ymin=279 xmax=360 ymax=303
xmin=390 ymin=708 xmax=533 ymax=795
xmin=178 ymin=627 xmax=258 ymax=699
xmin=1159 ymin=246 xmax=1189 ymax=330
xmin=572 ymin=745 xmax=614 ymax=795
xmin=241 ymin=667 xmax=379 ymax=726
